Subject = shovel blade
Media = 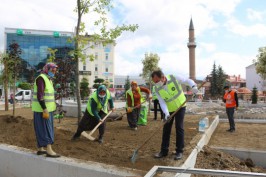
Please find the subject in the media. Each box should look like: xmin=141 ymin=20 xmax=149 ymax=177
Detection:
xmin=81 ymin=131 xmax=95 ymax=141
xmin=131 ymin=149 xmax=138 ymax=164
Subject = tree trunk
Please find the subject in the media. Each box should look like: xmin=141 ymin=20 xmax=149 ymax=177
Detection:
xmin=75 ymin=0 xmax=82 ymax=123
xmin=4 ymin=59 xmax=8 ymax=111
xmin=12 ymin=76 xmax=16 ymax=117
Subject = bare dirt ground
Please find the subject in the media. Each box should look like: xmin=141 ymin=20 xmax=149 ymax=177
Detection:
xmin=192 ymin=122 xmax=266 ymax=176
xmin=1 ymin=105 xmax=266 ymax=175
xmin=0 ymin=107 xmax=204 ymax=173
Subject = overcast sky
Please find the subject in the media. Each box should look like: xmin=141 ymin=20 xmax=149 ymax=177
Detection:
xmin=1 ymin=0 xmax=266 ymax=79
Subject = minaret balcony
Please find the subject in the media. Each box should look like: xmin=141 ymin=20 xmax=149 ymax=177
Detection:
xmin=187 ymin=42 xmax=197 ymax=47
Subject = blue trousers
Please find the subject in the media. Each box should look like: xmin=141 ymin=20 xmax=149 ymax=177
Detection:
xmin=161 ymin=107 xmax=186 ymax=154
xmin=33 ymin=112 xmax=54 ymax=148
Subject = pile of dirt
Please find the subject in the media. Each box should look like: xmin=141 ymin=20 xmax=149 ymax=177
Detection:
xmin=0 ymin=108 xmax=204 ymax=173
xmin=193 ymin=146 xmax=266 ymax=176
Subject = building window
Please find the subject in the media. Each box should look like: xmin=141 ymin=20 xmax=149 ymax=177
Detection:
xmin=95 ymin=52 xmax=98 ymax=60
xmin=105 ymin=53 xmax=108 ymax=60
xmin=83 ymin=64 xmax=86 ymax=71
xmin=95 ymin=76 xmax=98 ymax=79
xmin=95 ymin=64 xmax=98 ymax=71
xmin=105 ymin=67 xmax=108 ymax=72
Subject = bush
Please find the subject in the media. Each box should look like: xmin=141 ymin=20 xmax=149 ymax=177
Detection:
xmin=18 ymin=82 xmax=31 ymax=90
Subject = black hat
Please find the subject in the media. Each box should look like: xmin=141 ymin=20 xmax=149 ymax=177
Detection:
xmin=223 ymin=85 xmax=229 ymax=89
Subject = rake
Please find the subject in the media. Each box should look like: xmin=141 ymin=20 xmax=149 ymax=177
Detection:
xmin=131 ymin=81 xmax=206 ymax=163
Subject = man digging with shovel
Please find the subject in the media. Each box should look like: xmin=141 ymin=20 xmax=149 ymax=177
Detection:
xmin=152 ymin=70 xmax=199 ymax=160
xmin=71 ymin=85 xmax=115 ymax=143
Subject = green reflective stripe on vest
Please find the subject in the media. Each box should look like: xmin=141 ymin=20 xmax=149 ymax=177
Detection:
xmin=152 ymin=86 xmax=157 ymax=100
xmin=87 ymin=90 xmax=111 ymax=116
xmin=155 ymin=75 xmax=186 ymax=112
xmin=32 ymin=74 xmax=56 ymax=112
xmin=126 ymin=87 xmax=142 ymax=107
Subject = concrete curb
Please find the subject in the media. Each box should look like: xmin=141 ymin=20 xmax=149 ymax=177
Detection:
xmin=176 ymin=115 xmax=219 ymax=177
xmin=0 ymin=144 xmax=143 ymax=177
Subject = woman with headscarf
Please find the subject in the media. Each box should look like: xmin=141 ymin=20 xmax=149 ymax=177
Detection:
xmin=72 ymin=85 xmax=115 ymax=143
xmin=32 ymin=63 xmax=60 ymax=158
xmin=126 ymin=81 xmax=151 ymax=130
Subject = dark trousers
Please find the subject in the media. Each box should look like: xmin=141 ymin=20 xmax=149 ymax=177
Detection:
xmin=73 ymin=109 xmax=106 ymax=138
xmin=153 ymin=99 xmax=164 ymax=120
xmin=126 ymin=107 xmax=141 ymax=128
xmin=226 ymin=107 xmax=235 ymax=130
xmin=161 ymin=107 xmax=186 ymax=154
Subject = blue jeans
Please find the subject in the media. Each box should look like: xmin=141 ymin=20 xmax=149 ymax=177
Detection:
xmin=226 ymin=107 xmax=235 ymax=130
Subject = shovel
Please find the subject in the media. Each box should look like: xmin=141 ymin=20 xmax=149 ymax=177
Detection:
xmin=81 ymin=111 xmax=112 ymax=141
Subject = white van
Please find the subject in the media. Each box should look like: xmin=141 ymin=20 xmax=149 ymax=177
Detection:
xmin=15 ymin=90 xmax=32 ymax=101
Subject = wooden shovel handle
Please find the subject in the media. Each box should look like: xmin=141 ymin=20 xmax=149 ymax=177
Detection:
xmin=88 ymin=111 xmax=112 ymax=137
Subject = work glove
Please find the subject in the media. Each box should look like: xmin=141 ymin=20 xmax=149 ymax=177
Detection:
xmin=162 ymin=115 xmax=170 ymax=123
xmin=127 ymin=107 xmax=133 ymax=113
xmin=42 ymin=109 xmax=49 ymax=119
xmin=192 ymin=86 xmax=199 ymax=94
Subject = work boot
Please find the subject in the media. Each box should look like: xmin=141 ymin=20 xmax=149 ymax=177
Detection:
xmin=97 ymin=135 xmax=103 ymax=144
xmin=174 ymin=153 xmax=183 ymax=160
xmin=154 ymin=152 xmax=167 ymax=158
xmin=71 ymin=133 xmax=80 ymax=141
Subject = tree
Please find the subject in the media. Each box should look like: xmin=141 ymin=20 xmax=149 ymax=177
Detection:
xmin=251 ymin=86 xmax=258 ymax=104
xmin=140 ymin=52 xmax=160 ymax=114
xmin=4 ymin=42 xmax=23 ymax=116
xmin=210 ymin=62 xmax=218 ymax=97
xmin=80 ymin=78 xmax=89 ymax=101
xmin=0 ymin=52 xmax=9 ymax=111
xmin=18 ymin=82 xmax=31 ymax=90
xmin=73 ymin=0 xmax=138 ymax=122
xmin=124 ymin=75 xmax=130 ymax=98
xmin=93 ymin=78 xmax=105 ymax=89
xmin=254 ymin=46 xmax=266 ymax=80
xmin=217 ymin=65 xmax=226 ymax=95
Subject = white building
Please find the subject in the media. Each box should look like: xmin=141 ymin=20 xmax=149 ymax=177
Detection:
xmin=82 ymin=40 xmax=115 ymax=88
xmin=246 ymin=63 xmax=265 ymax=91
xmin=114 ymin=75 xmax=146 ymax=89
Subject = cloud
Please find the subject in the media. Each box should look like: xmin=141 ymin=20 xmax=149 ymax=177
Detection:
xmin=247 ymin=8 xmax=264 ymax=21
xmin=225 ymin=17 xmax=266 ymax=38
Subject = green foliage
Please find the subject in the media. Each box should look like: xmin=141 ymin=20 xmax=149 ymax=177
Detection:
xmin=217 ymin=65 xmax=227 ymax=95
xmin=80 ymin=78 xmax=89 ymax=100
xmin=18 ymin=82 xmax=31 ymax=90
xmin=93 ymin=78 xmax=105 ymax=89
xmin=124 ymin=75 xmax=130 ymax=94
xmin=210 ymin=63 xmax=227 ymax=97
xmin=141 ymin=53 xmax=160 ymax=82
xmin=47 ymin=48 xmax=58 ymax=62
xmin=251 ymin=86 xmax=258 ymax=104
xmin=254 ymin=46 xmax=266 ymax=80
xmin=73 ymin=0 xmax=138 ymax=120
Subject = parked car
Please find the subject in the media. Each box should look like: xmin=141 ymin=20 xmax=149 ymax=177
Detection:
xmin=15 ymin=90 xmax=32 ymax=101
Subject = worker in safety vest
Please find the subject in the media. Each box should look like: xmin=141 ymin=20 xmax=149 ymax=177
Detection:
xmin=126 ymin=81 xmax=151 ymax=131
xmin=72 ymin=85 xmax=115 ymax=143
xmin=32 ymin=63 xmax=60 ymax=158
xmin=223 ymin=85 xmax=238 ymax=132
xmin=152 ymin=86 xmax=164 ymax=120
xmin=151 ymin=70 xmax=198 ymax=160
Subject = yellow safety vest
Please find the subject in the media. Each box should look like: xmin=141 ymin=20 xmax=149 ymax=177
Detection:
xmin=154 ymin=75 xmax=186 ymax=112
xmin=87 ymin=90 xmax=111 ymax=116
xmin=126 ymin=87 xmax=145 ymax=107
xmin=152 ymin=86 xmax=157 ymax=100
xmin=32 ymin=74 xmax=56 ymax=112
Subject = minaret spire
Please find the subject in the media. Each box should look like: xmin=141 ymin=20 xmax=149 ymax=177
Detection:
xmin=187 ymin=17 xmax=197 ymax=80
